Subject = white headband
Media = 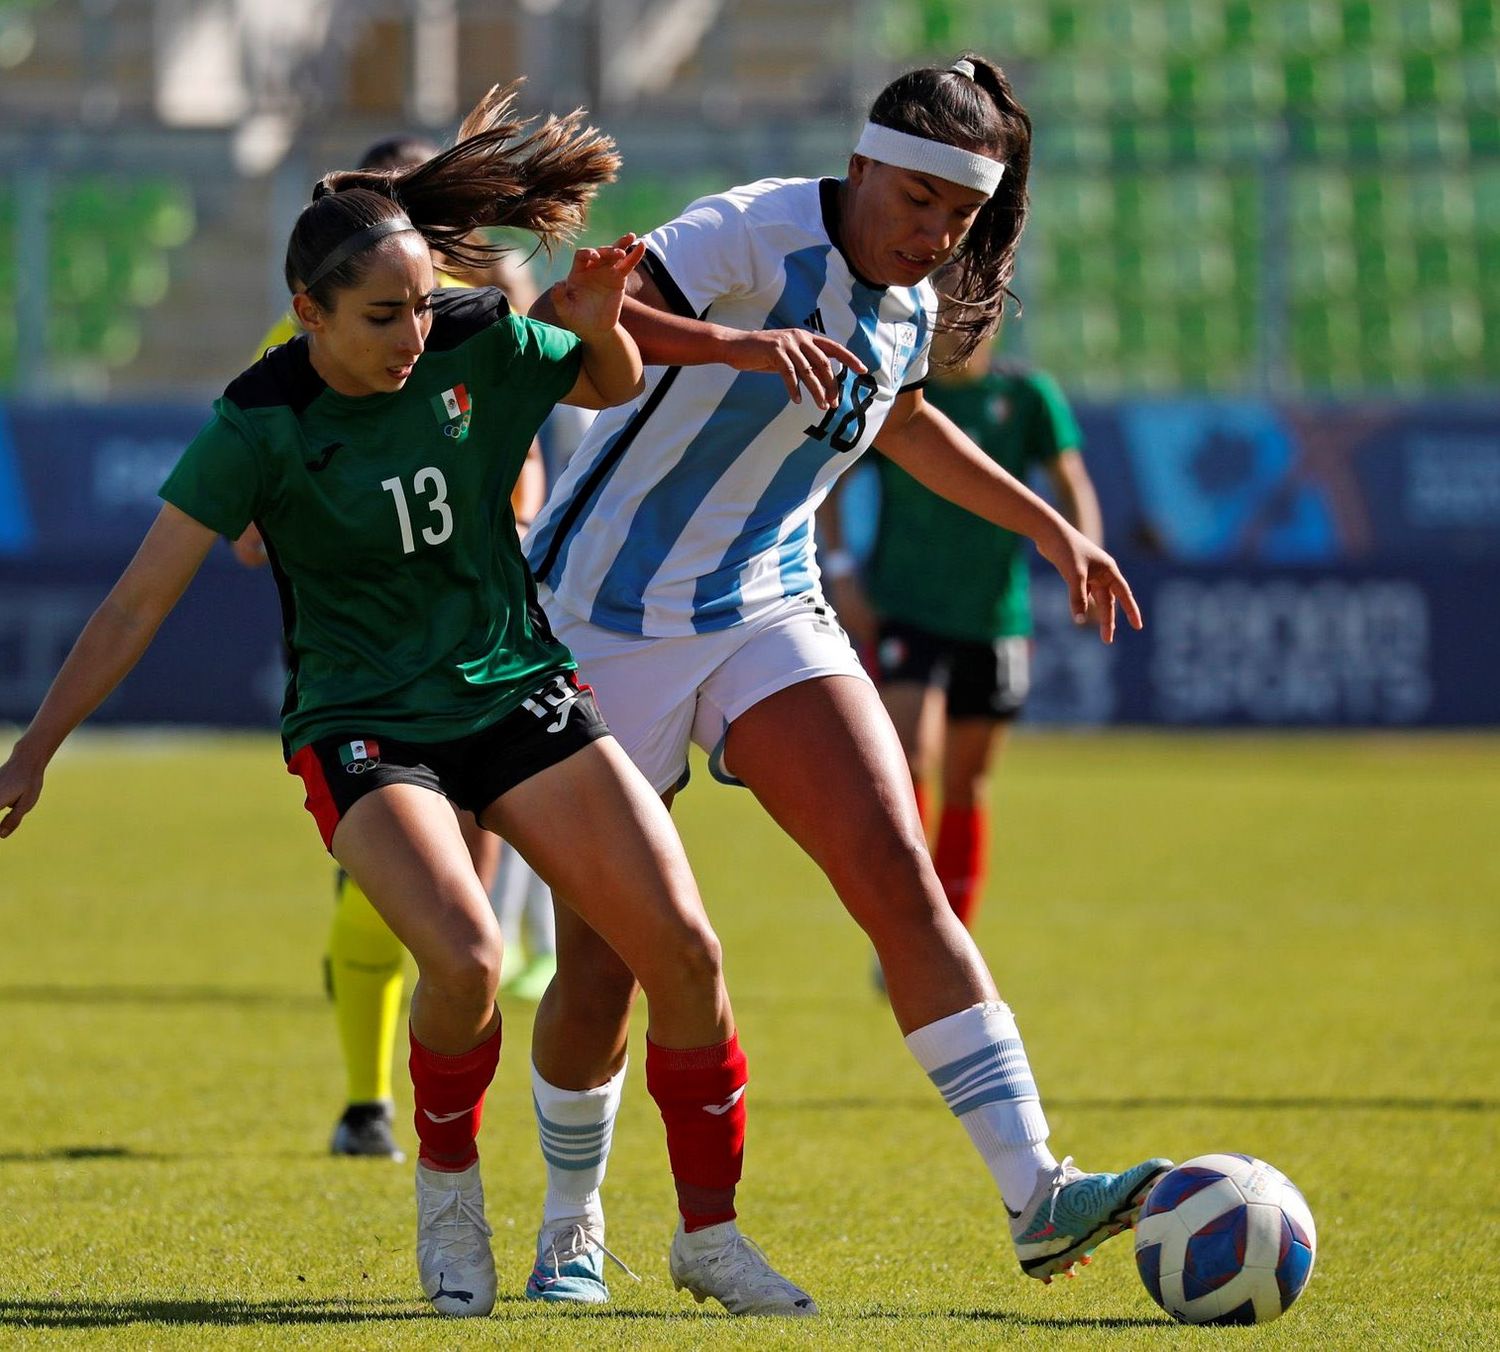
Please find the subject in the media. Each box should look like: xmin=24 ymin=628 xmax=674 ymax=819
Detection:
xmin=853 ymin=122 xmax=1005 ymax=196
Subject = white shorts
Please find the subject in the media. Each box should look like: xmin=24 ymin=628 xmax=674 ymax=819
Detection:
xmin=538 ymin=587 xmax=873 ymax=794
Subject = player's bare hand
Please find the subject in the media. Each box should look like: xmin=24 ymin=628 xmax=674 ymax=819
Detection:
xmin=0 ymin=749 xmax=44 ymax=840
xmin=721 ymin=328 xmax=866 ymax=410
xmin=551 ymin=234 xmax=648 ymax=339
xmin=1037 ymin=525 xmax=1142 ymax=644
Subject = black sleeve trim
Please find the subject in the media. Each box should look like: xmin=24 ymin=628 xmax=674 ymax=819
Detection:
xmin=425 ymin=287 xmax=511 ymax=353
xmin=640 ymin=249 xmax=695 ymax=319
xmin=898 ymin=376 xmax=930 ymax=394
xmin=224 ymin=337 xmax=323 ymax=414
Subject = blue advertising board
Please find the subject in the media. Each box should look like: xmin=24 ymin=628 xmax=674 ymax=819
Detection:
xmin=0 ymin=396 xmax=1496 ymax=729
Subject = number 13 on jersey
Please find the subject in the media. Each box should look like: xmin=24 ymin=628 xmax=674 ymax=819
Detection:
xmin=382 ymin=468 xmax=453 ymax=554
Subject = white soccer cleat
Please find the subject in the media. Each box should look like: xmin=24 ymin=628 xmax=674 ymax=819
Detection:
xmin=415 ymin=1160 xmax=496 ymax=1317
xmin=668 ymin=1220 xmax=818 ymax=1316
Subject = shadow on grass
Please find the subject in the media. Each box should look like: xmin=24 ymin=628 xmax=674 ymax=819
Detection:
xmin=882 ymin=1310 xmax=1165 ymax=1329
xmin=0 ymin=1145 xmax=173 ymax=1164
xmin=772 ymin=1094 xmax=1497 ymax=1114
xmin=0 ymin=1297 xmax=424 ymax=1330
xmin=0 ymin=984 xmax=323 ymax=1010
xmin=0 ymin=1297 xmax=730 ymax=1330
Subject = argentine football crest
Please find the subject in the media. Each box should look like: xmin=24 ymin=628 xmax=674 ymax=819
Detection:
xmin=338 ymin=738 xmax=381 ymax=774
xmin=430 ymin=383 xmax=472 ymax=442
xmin=891 ymin=322 xmax=918 ymax=382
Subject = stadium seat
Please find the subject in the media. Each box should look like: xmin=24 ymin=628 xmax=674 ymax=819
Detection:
xmin=1273 ymin=0 xmax=1345 ymax=54
xmin=1460 ymin=0 xmax=1498 ymax=50
xmin=1161 ymin=0 xmax=1227 ymax=52
xmin=1397 ymin=0 xmax=1463 ymax=51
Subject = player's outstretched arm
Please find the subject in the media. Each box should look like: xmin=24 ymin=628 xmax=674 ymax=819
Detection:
xmin=877 ymin=392 xmax=1141 ymax=643
xmin=549 ymin=235 xmax=648 ymax=409
xmin=0 ymin=504 xmax=218 ymax=839
xmin=531 ymin=252 xmax=863 ymax=411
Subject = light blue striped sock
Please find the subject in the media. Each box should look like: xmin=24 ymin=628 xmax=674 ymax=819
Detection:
xmin=905 ymin=1001 xmax=1057 ymax=1211
xmin=532 ymin=1058 xmax=626 ymax=1226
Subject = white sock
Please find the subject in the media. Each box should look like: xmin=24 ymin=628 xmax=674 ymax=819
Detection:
xmin=532 ymin=1059 xmax=627 ymax=1228
xmin=904 ymin=1001 xmax=1058 ymax=1212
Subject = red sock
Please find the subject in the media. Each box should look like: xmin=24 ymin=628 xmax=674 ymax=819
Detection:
xmin=408 ymin=1021 xmax=501 ymax=1172
xmin=934 ymin=805 xmax=987 ymax=928
xmin=644 ymin=1032 xmax=747 ymax=1231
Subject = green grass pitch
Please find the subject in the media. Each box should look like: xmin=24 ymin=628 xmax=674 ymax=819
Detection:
xmin=0 ymin=730 xmax=1495 ymax=1348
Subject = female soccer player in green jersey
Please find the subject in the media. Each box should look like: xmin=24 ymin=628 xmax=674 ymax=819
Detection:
xmin=0 ymin=85 xmax=817 ymax=1321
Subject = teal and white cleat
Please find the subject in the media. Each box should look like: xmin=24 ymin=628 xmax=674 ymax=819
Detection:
xmin=668 ymin=1220 xmax=818 ymax=1316
xmin=1009 ymin=1156 xmax=1174 ymax=1281
xmin=525 ymin=1216 xmax=637 ymax=1304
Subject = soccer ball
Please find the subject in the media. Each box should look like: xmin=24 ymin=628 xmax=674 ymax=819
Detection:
xmin=1134 ymin=1153 xmax=1316 ymax=1325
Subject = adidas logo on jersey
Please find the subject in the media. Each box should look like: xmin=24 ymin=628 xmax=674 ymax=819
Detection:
xmin=803 ymin=308 xmax=826 ymax=334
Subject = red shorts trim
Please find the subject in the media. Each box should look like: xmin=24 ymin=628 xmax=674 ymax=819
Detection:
xmin=287 ymin=743 xmax=341 ymax=851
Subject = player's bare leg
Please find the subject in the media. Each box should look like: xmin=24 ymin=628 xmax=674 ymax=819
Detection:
xmin=723 ymin=674 xmax=1170 ymax=1278
xmin=489 ymin=739 xmax=814 ymax=1315
xmin=335 ymin=787 xmax=504 ymax=1318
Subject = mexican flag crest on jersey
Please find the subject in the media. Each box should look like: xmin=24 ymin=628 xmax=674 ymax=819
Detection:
xmin=430 ymin=383 xmax=472 ymax=442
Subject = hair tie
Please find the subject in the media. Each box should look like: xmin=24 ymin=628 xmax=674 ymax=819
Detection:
xmin=312 ymin=180 xmax=332 ymax=201
xmin=949 ymin=59 xmax=976 ymax=80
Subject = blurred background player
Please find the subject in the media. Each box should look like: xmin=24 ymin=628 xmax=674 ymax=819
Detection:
xmin=235 ymin=131 xmax=551 ymax=1160
xmin=824 ymin=285 xmax=1101 ymax=959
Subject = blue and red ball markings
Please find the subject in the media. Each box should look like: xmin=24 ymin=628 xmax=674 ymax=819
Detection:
xmin=1277 ymin=1211 xmax=1315 ymax=1311
xmin=1139 ymin=1165 xmax=1227 ymax=1218
xmin=1181 ymin=1205 xmax=1249 ymax=1301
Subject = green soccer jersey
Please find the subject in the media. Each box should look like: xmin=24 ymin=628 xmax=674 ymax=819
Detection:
xmin=160 ymin=288 xmax=583 ymax=754
xmin=864 ymin=366 xmax=1082 ymax=641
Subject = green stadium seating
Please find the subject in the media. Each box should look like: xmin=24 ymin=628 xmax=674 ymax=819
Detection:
xmin=1460 ymin=0 xmax=1499 ymax=49
xmin=1162 ymin=0 xmax=1227 ymax=52
xmin=1273 ymin=0 xmax=1345 ymax=55
xmin=0 ymin=172 xmax=195 ymax=389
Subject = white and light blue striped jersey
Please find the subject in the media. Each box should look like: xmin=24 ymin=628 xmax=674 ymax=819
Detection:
xmin=526 ymin=177 xmax=935 ymax=637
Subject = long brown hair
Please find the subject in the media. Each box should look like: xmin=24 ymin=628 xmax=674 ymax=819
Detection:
xmin=866 ymin=54 xmax=1031 ymax=367
xmin=285 ymin=82 xmax=619 ymax=307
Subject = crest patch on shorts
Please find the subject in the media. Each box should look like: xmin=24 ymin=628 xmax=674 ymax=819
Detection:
xmin=338 ymin=738 xmax=382 ymax=774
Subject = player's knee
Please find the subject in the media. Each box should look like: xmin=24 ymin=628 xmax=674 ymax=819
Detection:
xmin=422 ymin=924 xmax=503 ymax=1009
xmin=643 ymin=918 xmax=723 ymax=998
xmin=848 ymin=820 xmax=933 ymax=894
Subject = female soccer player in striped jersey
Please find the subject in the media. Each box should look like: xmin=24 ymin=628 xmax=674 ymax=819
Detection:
xmin=522 ymin=55 xmax=1171 ymax=1300
xmin=0 ymin=85 xmax=820 ymax=1320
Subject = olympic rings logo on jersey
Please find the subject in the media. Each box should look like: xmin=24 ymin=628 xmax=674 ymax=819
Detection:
xmin=442 ymin=412 xmax=473 ymax=442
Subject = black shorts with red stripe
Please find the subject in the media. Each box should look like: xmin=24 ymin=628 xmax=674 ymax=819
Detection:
xmin=286 ymin=670 xmax=608 ymax=852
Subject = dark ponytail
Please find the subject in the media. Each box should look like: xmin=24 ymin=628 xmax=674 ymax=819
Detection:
xmin=285 ymin=82 xmax=620 ymax=308
xmin=867 ymin=53 xmax=1031 ymax=367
